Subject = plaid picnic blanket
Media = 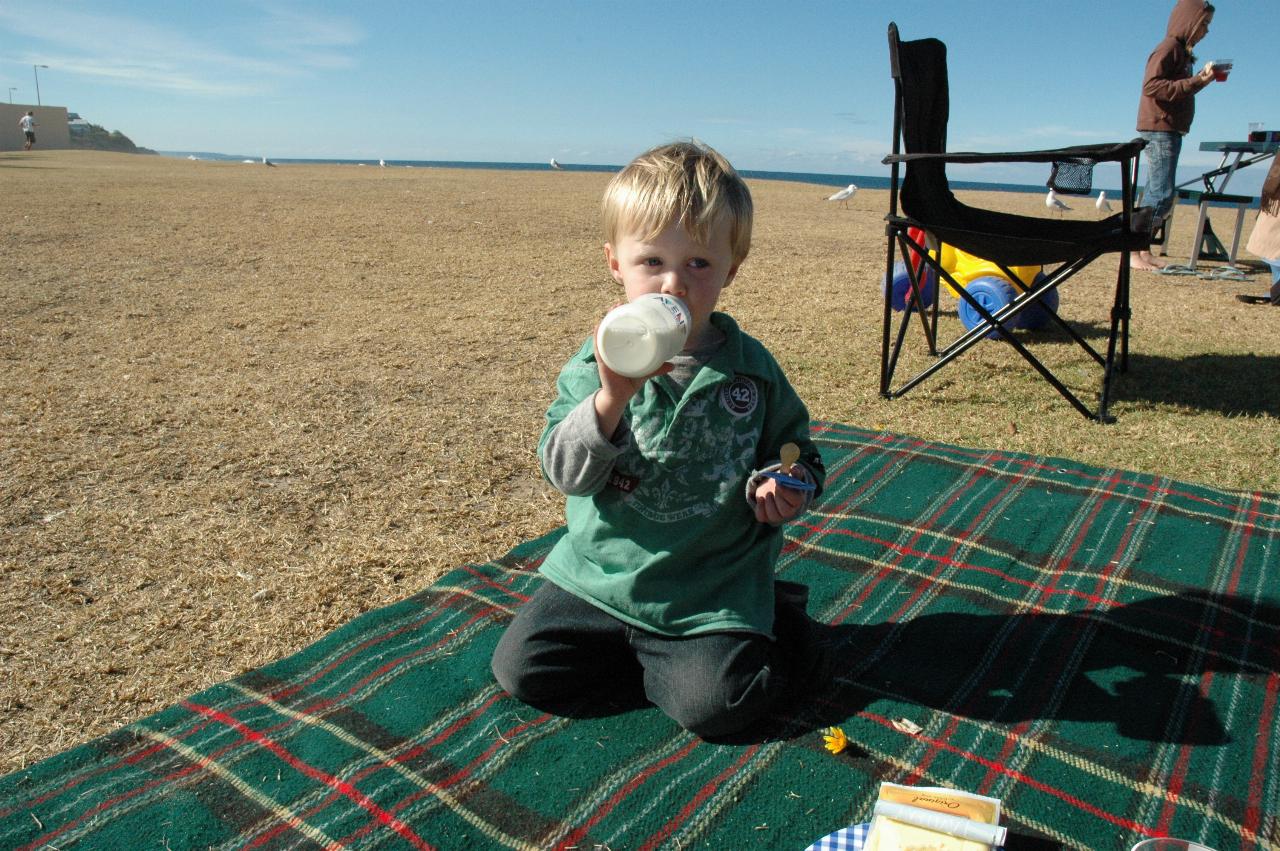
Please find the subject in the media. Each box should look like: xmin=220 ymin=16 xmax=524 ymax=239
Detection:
xmin=3 ymin=423 xmax=1278 ymax=851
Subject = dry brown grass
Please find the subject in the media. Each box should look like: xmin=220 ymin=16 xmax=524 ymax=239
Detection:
xmin=2 ymin=150 xmax=1277 ymax=773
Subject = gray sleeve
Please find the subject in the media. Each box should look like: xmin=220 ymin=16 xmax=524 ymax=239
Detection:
xmin=540 ymin=391 xmax=631 ymax=496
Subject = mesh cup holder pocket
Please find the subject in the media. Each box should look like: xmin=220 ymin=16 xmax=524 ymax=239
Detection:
xmin=1047 ymin=160 xmax=1095 ymax=195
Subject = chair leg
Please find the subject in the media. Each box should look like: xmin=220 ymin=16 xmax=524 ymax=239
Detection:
xmin=1120 ymin=254 xmax=1131 ymax=373
xmin=895 ymin=232 xmax=937 ymax=353
xmin=880 ymin=229 xmax=900 ymax=398
xmin=1097 ymin=253 xmax=1132 ymax=424
xmin=881 ymin=226 xmax=940 ymax=399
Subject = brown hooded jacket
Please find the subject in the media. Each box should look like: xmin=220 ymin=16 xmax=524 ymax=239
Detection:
xmin=1136 ymin=0 xmax=1213 ymax=134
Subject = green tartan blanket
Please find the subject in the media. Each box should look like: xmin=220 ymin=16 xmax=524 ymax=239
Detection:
xmin=3 ymin=424 xmax=1278 ymax=851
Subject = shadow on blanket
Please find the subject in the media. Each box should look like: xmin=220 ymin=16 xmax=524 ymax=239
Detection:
xmin=816 ymin=589 xmax=1274 ymax=740
xmin=716 ymin=589 xmax=1278 ymax=747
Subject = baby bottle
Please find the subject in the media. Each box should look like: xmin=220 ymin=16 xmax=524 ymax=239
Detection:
xmin=595 ymin=293 xmax=690 ymax=377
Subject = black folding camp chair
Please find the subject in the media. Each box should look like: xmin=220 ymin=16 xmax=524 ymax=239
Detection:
xmin=880 ymin=22 xmax=1152 ymax=422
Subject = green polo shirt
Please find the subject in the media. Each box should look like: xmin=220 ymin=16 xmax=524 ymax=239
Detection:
xmin=538 ymin=312 xmax=824 ymax=637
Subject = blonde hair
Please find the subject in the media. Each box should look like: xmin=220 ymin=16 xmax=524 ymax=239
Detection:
xmin=602 ymin=141 xmax=753 ymax=265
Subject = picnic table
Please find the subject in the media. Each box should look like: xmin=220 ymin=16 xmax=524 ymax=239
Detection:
xmin=1169 ymin=140 xmax=1280 ymax=269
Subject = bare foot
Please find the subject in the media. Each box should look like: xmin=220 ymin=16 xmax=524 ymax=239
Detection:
xmin=1130 ymin=251 xmax=1165 ymax=271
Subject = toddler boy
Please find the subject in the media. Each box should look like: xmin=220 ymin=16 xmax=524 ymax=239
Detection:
xmin=491 ymin=141 xmax=827 ymax=739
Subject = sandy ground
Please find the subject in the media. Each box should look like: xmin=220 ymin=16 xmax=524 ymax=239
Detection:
xmin=2 ymin=150 xmax=1277 ymax=774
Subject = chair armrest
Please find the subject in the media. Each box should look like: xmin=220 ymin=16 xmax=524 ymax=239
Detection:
xmin=883 ymin=139 xmax=1146 ymax=166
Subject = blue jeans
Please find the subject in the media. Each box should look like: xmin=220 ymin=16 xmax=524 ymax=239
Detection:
xmin=1140 ymin=130 xmax=1183 ymax=227
xmin=491 ymin=581 xmax=813 ymax=738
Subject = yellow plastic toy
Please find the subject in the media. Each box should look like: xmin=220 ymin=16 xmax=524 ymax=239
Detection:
xmin=933 ymin=242 xmax=1040 ymax=296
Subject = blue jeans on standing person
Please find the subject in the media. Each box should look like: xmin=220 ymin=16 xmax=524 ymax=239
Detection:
xmin=1140 ymin=130 xmax=1183 ymax=228
xmin=491 ymin=580 xmax=819 ymax=739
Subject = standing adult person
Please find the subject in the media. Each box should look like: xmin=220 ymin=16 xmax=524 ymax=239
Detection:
xmin=18 ymin=111 xmax=35 ymax=151
xmin=1132 ymin=0 xmax=1221 ymax=272
xmin=1236 ymin=157 xmax=1280 ymax=306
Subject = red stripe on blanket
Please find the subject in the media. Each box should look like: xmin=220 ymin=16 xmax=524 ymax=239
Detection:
xmin=554 ymin=739 xmax=702 ymax=850
xmin=800 ymin=522 xmax=1119 ymax=612
xmin=1245 ymin=673 xmax=1280 ymax=844
xmin=14 ymin=758 xmax=208 ymax=851
xmin=269 ymin=590 xmax=488 ymax=704
xmin=817 ymin=424 xmax=1271 ymax=519
xmin=1157 ymin=490 xmax=1262 ymax=837
xmin=864 ymin=712 xmax=1151 ymax=835
xmin=337 ymin=712 xmax=559 ymax=848
xmin=186 ymin=701 xmax=437 ymax=851
xmin=971 ymin=471 xmax=1137 ymax=793
xmin=638 ymin=745 xmax=762 ymax=851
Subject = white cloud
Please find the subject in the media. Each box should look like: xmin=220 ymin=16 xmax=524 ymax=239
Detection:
xmin=253 ymin=5 xmax=363 ymax=71
xmin=0 ymin=3 xmax=363 ymax=97
xmin=959 ymin=125 xmax=1114 ymax=151
xmin=41 ymin=58 xmax=256 ymax=97
xmin=1022 ymin=124 xmax=1113 ymax=140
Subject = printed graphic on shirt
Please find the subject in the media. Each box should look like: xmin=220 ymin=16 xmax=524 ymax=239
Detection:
xmin=721 ymin=376 xmax=759 ymax=418
xmin=625 ymin=379 xmax=761 ymax=523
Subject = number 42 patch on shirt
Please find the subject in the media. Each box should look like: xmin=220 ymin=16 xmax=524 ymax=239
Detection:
xmin=721 ymin=376 xmax=759 ymax=418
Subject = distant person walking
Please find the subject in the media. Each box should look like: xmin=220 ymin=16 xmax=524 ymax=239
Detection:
xmin=1132 ymin=0 xmax=1221 ymax=272
xmin=18 ymin=111 xmax=35 ymax=151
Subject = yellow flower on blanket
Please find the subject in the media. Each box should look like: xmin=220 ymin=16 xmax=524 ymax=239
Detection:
xmin=822 ymin=726 xmax=849 ymax=755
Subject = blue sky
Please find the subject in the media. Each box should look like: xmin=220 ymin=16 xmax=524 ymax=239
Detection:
xmin=2 ymin=1 xmax=1276 ymax=191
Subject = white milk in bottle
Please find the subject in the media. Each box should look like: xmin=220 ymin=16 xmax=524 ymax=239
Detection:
xmin=595 ymin=294 xmax=690 ymax=378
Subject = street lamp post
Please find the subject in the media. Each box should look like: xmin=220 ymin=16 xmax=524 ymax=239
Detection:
xmin=33 ymin=64 xmax=48 ymax=106
xmin=7 ymin=88 xmax=15 ymax=104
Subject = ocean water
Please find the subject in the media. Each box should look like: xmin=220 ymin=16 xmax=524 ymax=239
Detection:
xmin=170 ymin=153 xmax=1267 ymax=209
xmin=165 ymin=152 xmax=1063 ymax=197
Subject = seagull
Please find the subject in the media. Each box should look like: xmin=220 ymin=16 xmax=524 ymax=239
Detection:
xmin=1095 ymin=190 xmax=1113 ymax=213
xmin=379 ymin=159 xmax=386 ymax=167
xmin=550 ymin=158 xmax=563 ymax=170
xmin=826 ymin=184 xmax=857 ymax=207
xmin=1046 ymin=188 xmax=1070 ymax=213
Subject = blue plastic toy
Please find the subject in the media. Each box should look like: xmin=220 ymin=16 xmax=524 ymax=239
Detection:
xmin=957 ymin=276 xmax=1018 ymax=339
xmin=883 ymin=260 xmax=938 ymax=312
xmin=1015 ymin=272 xmax=1059 ymax=330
